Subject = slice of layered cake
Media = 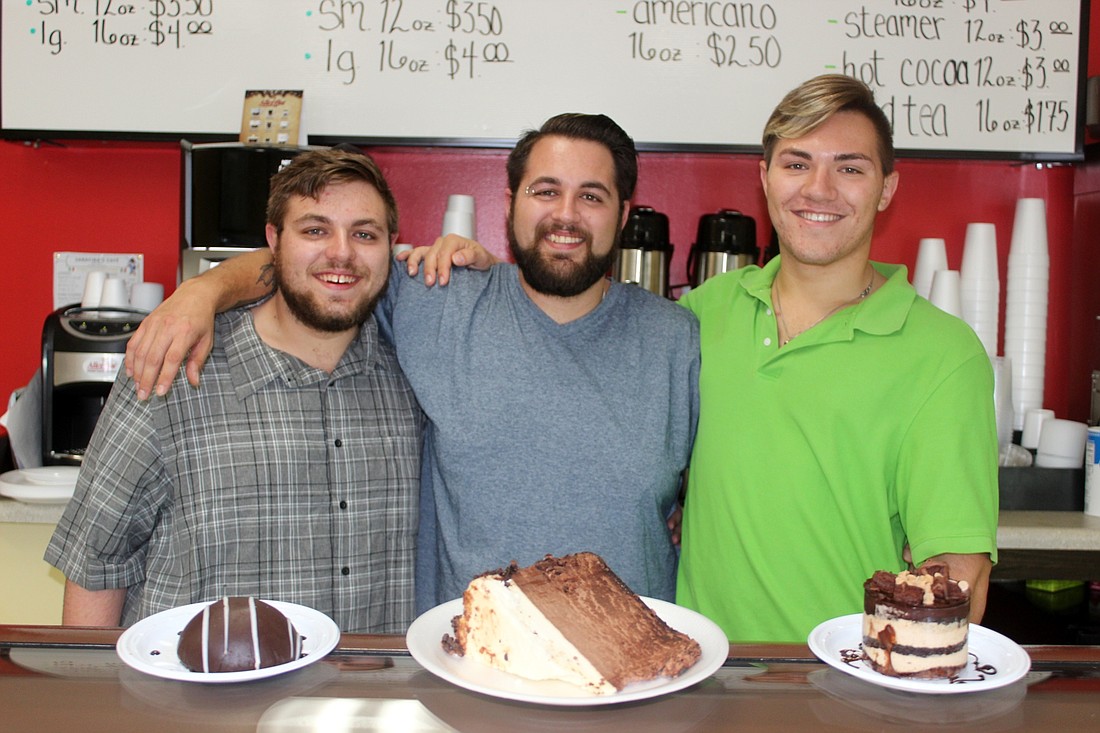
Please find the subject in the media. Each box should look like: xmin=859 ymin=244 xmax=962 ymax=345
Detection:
xmin=442 ymin=552 xmax=702 ymax=694
xmin=862 ymin=564 xmax=971 ymax=678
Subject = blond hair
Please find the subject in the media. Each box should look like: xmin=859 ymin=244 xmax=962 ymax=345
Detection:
xmin=761 ymin=74 xmax=895 ymax=175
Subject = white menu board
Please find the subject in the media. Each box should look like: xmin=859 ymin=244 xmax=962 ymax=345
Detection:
xmin=1 ymin=1 xmax=1088 ymax=158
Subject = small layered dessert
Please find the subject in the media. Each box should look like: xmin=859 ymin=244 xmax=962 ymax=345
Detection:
xmin=177 ymin=597 xmax=303 ymax=673
xmin=442 ymin=552 xmax=701 ymax=695
xmin=862 ymin=564 xmax=971 ymax=678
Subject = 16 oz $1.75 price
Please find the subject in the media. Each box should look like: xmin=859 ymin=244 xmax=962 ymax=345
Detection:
xmin=976 ymin=98 xmax=1069 ymax=133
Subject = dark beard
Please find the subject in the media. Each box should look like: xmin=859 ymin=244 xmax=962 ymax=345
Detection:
xmin=508 ymin=220 xmax=618 ymax=298
xmin=274 ymin=259 xmax=385 ymax=333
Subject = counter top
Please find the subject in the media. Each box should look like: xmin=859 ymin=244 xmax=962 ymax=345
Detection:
xmin=0 ymin=625 xmax=1097 ymax=733
xmin=0 ymin=497 xmax=65 ymax=525
xmin=997 ymin=511 xmax=1100 ymax=550
xmin=4 ymin=500 xmax=1100 ymax=551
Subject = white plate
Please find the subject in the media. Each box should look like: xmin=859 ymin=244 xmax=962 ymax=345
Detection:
xmin=19 ymin=466 xmax=81 ymax=486
xmin=406 ymin=596 xmax=728 ymax=706
xmin=807 ymin=613 xmax=1030 ymax=694
xmin=116 ymin=600 xmax=340 ymax=683
xmin=0 ymin=469 xmax=76 ymax=504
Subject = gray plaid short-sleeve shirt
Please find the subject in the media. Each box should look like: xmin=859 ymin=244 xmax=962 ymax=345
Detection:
xmin=46 ymin=308 xmax=423 ymax=633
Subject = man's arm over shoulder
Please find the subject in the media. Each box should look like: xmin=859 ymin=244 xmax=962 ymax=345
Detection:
xmin=397 ymin=234 xmax=500 ymax=286
xmin=125 ymin=248 xmax=274 ymax=399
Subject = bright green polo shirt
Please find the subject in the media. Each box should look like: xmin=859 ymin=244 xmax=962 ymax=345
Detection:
xmin=676 ymin=258 xmax=999 ymax=643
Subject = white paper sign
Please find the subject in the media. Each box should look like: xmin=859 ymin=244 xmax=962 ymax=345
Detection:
xmin=53 ymin=252 xmax=144 ymax=310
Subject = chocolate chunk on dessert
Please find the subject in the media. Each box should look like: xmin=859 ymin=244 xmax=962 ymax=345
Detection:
xmin=177 ymin=597 xmax=303 ymax=673
xmin=862 ymin=564 xmax=970 ymax=679
xmin=442 ymin=552 xmax=702 ymax=694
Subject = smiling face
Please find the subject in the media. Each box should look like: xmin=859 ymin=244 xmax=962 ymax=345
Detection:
xmin=760 ymin=110 xmax=899 ymax=270
xmin=506 ymin=135 xmax=628 ymax=298
xmin=267 ymin=179 xmax=393 ymax=334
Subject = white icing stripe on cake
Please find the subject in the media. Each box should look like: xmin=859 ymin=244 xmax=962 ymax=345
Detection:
xmin=286 ymin=617 xmax=299 ymax=660
xmin=249 ymin=597 xmax=262 ymax=670
xmin=221 ymin=597 xmax=231 ymax=659
xmin=201 ymin=604 xmax=211 ymax=673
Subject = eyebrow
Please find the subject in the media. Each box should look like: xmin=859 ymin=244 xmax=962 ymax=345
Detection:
xmin=777 ymin=148 xmax=874 ymax=165
xmin=292 ymin=213 xmax=384 ymax=229
xmin=527 ymin=175 xmax=613 ymax=196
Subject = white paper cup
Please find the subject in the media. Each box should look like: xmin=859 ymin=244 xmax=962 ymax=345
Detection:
xmin=1035 ymin=452 xmax=1083 ymax=469
xmin=1010 ymin=198 xmax=1049 ymax=261
xmin=961 ymin=223 xmax=998 ymax=281
xmin=81 ymin=270 xmax=107 ymax=308
xmin=928 ymin=269 xmax=962 ymax=318
xmin=129 ymin=282 xmax=164 ymax=312
xmin=1036 ymin=418 xmax=1088 ymax=462
xmin=446 ymin=194 xmax=476 ymax=214
xmin=441 ymin=210 xmax=476 ymax=239
xmin=1021 ymin=408 xmax=1055 ymax=450
xmin=913 ymin=238 xmax=947 ymax=300
xmin=98 ymin=277 xmax=129 ymax=309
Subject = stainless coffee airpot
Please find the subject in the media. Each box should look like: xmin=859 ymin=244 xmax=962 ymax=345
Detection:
xmin=689 ymin=209 xmax=758 ymax=287
xmin=613 ymin=206 xmax=672 ymax=297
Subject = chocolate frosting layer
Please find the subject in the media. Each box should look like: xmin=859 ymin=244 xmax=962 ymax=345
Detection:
xmin=863 ymin=565 xmax=970 ymax=621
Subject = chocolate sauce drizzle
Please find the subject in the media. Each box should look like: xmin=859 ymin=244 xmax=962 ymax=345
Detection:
xmin=840 ymin=645 xmax=998 ymax=685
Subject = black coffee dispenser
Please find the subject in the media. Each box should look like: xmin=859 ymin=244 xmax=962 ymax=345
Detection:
xmin=689 ymin=209 xmax=758 ymax=287
xmin=41 ymin=305 xmax=144 ymax=465
xmin=613 ymin=206 xmax=672 ymax=297
xmin=180 ymin=141 xmax=317 ymax=280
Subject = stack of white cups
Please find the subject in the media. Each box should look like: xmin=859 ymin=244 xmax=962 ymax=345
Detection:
xmin=441 ymin=194 xmax=477 ymax=239
xmin=1003 ymin=198 xmax=1049 ymax=431
xmin=912 ymin=237 xmax=947 ymax=300
xmin=959 ymin=223 xmax=1000 ymax=357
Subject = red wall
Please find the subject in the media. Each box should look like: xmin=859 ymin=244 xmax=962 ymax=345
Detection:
xmin=1 ymin=4 xmax=1097 ymax=425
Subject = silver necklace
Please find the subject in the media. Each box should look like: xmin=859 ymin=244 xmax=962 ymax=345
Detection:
xmin=774 ymin=270 xmax=875 ymax=346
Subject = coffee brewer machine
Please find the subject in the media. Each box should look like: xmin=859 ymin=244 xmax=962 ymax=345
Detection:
xmin=613 ymin=206 xmax=672 ymax=297
xmin=688 ymin=209 xmax=758 ymax=287
xmin=180 ymin=140 xmax=317 ymax=280
xmin=41 ymin=305 xmax=144 ymax=465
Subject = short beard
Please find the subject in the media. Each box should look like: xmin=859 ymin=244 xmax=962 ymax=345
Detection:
xmin=274 ymin=260 xmax=385 ymax=333
xmin=508 ymin=219 xmax=618 ymax=298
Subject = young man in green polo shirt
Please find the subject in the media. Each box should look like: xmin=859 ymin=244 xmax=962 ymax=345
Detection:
xmin=675 ymin=74 xmax=997 ymax=641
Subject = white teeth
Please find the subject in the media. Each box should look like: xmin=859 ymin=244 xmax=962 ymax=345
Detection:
xmin=320 ymin=274 xmax=357 ymax=284
xmin=800 ymin=211 xmax=842 ymax=223
xmin=547 ymin=233 xmax=584 ymax=245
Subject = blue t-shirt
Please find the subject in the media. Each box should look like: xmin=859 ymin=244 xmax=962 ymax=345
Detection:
xmin=377 ymin=264 xmax=699 ymax=610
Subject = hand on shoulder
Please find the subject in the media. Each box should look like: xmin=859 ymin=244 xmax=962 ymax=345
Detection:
xmin=396 ymin=234 xmax=499 ymax=286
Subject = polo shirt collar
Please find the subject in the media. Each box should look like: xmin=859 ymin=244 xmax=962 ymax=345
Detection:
xmin=221 ymin=308 xmax=382 ymax=400
xmin=740 ymin=256 xmax=917 ymax=341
